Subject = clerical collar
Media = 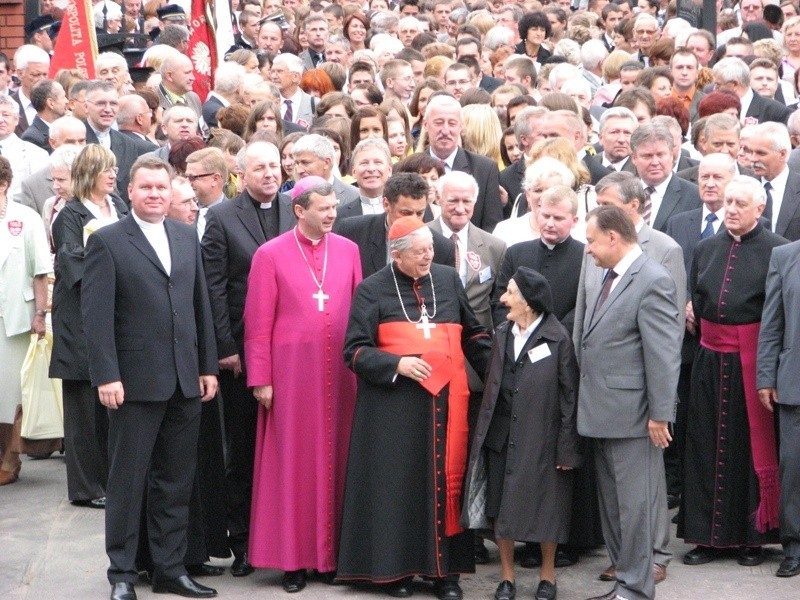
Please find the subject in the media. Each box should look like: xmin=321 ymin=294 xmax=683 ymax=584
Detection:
xmin=251 ymin=194 xmax=274 ymax=210
xmin=131 ymin=210 xmax=165 ymax=230
xmin=392 ymin=261 xmax=430 ymax=283
xmin=727 ymin=221 xmax=762 ymax=243
xmin=539 ymin=237 xmax=569 ymax=251
xmin=360 ymin=194 xmax=383 ymax=205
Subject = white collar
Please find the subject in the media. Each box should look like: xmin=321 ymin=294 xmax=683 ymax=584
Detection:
xmin=132 ymin=211 xmax=165 ymax=230
xmin=512 ymin=312 xmax=544 ymax=340
xmin=438 ymin=219 xmax=468 ymax=244
xmin=765 ymin=165 xmax=790 ymax=190
xmin=429 ymin=147 xmax=458 ymax=169
xmin=611 ymin=244 xmax=643 ymax=279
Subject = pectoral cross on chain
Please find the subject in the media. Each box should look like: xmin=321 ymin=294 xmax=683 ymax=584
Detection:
xmin=416 ymin=311 xmax=437 ymax=339
xmin=313 ymin=289 xmax=329 ymax=312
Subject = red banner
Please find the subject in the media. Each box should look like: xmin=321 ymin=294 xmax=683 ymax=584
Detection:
xmin=49 ymin=0 xmax=97 ymax=79
xmin=187 ymin=0 xmax=218 ymax=102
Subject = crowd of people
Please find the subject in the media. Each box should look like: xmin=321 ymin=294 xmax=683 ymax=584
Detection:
xmin=5 ymin=0 xmax=800 ymax=600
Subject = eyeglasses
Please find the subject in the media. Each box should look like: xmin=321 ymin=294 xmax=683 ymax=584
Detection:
xmin=186 ymin=172 xmax=216 ymax=182
xmin=88 ymin=100 xmax=120 ymax=109
xmin=104 ymin=167 xmax=119 ymax=175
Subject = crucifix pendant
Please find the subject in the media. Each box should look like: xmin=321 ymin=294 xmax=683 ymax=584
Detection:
xmin=416 ymin=312 xmax=437 ymax=339
xmin=313 ymin=289 xmax=329 ymax=312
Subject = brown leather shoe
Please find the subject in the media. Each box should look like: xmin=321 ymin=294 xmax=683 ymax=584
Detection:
xmin=653 ymin=563 xmax=667 ymax=584
xmin=598 ymin=565 xmax=615 ymax=581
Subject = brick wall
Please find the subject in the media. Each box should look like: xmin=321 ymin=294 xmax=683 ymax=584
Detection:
xmin=0 ymin=2 xmax=26 ymax=58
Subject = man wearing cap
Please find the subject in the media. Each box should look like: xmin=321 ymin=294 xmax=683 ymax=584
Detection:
xmin=157 ymin=4 xmax=187 ymax=27
xmin=201 ymin=141 xmax=295 ymax=578
xmin=334 ymin=172 xmax=456 ymax=278
xmin=338 ymin=216 xmax=492 ymax=600
xmin=25 ymin=15 xmax=55 ymax=54
xmin=243 ymin=176 xmax=362 ymax=593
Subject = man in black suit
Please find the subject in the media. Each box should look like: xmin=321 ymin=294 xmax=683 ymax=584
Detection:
xmin=631 ymin=122 xmax=701 ymax=232
xmin=589 ymin=106 xmax=639 ymax=174
xmin=83 ymin=81 xmax=143 ymax=206
xmin=10 ymin=44 xmax=51 ymax=136
xmin=425 ymin=95 xmax=503 ymax=231
xmin=491 ymin=185 xmax=584 ymax=332
xmin=117 ymin=94 xmax=159 ymax=154
xmin=201 ymin=141 xmax=295 ymax=578
xmin=22 ymin=79 xmax=67 ymax=153
xmin=334 ymin=172 xmax=455 ymax=278
xmin=82 ymin=156 xmax=219 ymax=600
xmin=742 ymin=121 xmax=800 ymax=241
xmin=201 ymin=62 xmax=245 ymax=128
xmin=336 ymin=138 xmax=393 ymax=221
xmin=712 ymin=57 xmax=793 ymax=125
xmin=500 ymin=106 xmax=549 ymax=218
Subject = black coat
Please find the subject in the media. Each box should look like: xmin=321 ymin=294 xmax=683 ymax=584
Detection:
xmin=651 ymin=174 xmax=701 ymax=232
xmin=746 ymin=91 xmax=793 ymax=124
xmin=49 ymin=197 xmax=128 ymax=380
xmin=84 ymin=125 xmax=142 ymax=206
xmin=21 ymin=115 xmax=52 ymax=153
xmin=500 ymin=158 xmax=526 ymax=219
xmin=462 ymin=315 xmax=582 ymax=541
xmin=201 ymin=190 xmax=295 ymax=360
xmin=452 ymin=148 xmax=504 ymax=232
xmin=333 ymin=213 xmax=456 ymax=278
xmin=119 ymin=130 xmax=160 ymax=154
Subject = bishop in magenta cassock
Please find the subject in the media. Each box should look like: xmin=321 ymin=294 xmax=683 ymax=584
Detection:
xmin=243 ymin=177 xmax=362 ymax=592
xmin=337 ymin=217 xmax=492 ymax=600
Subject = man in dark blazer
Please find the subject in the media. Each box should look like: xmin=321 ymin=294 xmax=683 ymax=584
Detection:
xmin=334 ymin=172 xmax=455 ymax=278
xmin=117 ymin=94 xmax=159 ymax=154
xmin=744 ymin=121 xmax=800 ymax=241
xmin=201 ymin=141 xmax=295 ymax=578
xmin=82 ymin=156 xmax=218 ymax=600
xmin=492 ymin=187 xmax=584 ymax=333
xmin=576 ymin=205 xmax=682 ymax=600
xmin=9 ymin=44 xmax=51 ymax=136
xmin=499 ymin=106 xmax=549 ymax=218
xmin=83 ymin=82 xmax=143 ymax=206
xmin=631 ymin=122 xmax=701 ymax=233
xmin=425 ymin=95 xmax=503 ymax=231
xmin=712 ymin=57 xmax=793 ymax=125
xmin=757 ymin=238 xmax=800 ymax=579
xmin=21 ymin=79 xmax=68 ymax=153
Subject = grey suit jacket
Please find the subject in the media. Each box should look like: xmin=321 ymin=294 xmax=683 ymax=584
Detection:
xmin=282 ymin=90 xmax=315 ymax=128
xmin=788 ymin=147 xmax=800 ymax=173
xmin=144 ymin=144 xmax=171 ymax=162
xmin=758 ymin=240 xmax=800 ymax=403
xmin=774 ymin=171 xmax=800 ymax=242
xmin=17 ymin=166 xmax=55 ymax=214
xmin=575 ymin=252 xmax=682 ymax=439
xmin=333 ymin=177 xmax=360 ymax=206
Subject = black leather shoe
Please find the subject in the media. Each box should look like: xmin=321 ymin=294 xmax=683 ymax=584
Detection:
xmin=494 ymin=580 xmax=515 ymax=600
xmin=186 ymin=563 xmax=225 ymax=577
xmin=432 ymin=579 xmax=463 ymax=600
xmin=110 ymin=582 xmax=137 ymax=600
xmin=737 ymin=546 xmax=764 ymax=566
xmin=667 ymin=493 xmax=680 ymax=509
xmin=388 ymin=577 xmax=414 ymax=598
xmin=776 ymin=556 xmax=800 ymax=577
xmin=554 ymin=549 xmax=577 ymax=567
xmin=683 ymin=546 xmax=717 ymax=565
xmin=230 ymin=553 xmax=254 ymax=577
xmin=72 ymin=496 xmax=106 ymax=509
xmin=282 ymin=570 xmax=306 ymax=593
xmin=316 ymin=570 xmax=337 ymax=585
xmin=152 ymin=575 xmax=217 ymax=597
xmin=475 ymin=543 xmax=490 ymax=564
xmin=535 ymin=580 xmax=557 ymax=600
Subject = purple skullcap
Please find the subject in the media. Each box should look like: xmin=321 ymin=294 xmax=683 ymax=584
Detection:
xmin=290 ymin=175 xmax=329 ymax=201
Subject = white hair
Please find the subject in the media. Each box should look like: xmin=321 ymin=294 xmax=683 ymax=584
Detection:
xmin=484 ymin=26 xmax=515 ymax=51
xmin=49 ymin=115 xmax=86 ymax=141
xmin=424 ymin=94 xmax=462 ymax=120
xmin=273 ymin=53 xmax=304 ymax=74
xmin=437 ymin=171 xmax=478 ymax=202
xmin=49 ymin=144 xmax=83 ymax=171
xmin=757 ymin=122 xmax=792 ymax=153
xmin=552 ymin=39 xmax=581 ymax=66
xmin=523 ymin=157 xmax=575 ymax=192
xmin=94 ymin=1 xmax=122 ymax=29
xmin=369 ymin=33 xmax=404 ymax=55
xmin=214 ymin=61 xmax=246 ymax=95
xmin=14 ymin=44 xmax=50 ymax=70
xmin=548 ymin=63 xmax=582 ymax=91
xmin=398 ymin=16 xmax=423 ymax=31
xmin=580 ymin=39 xmax=609 ymax=70
xmin=238 ymin=141 xmax=280 ymax=171
xmin=560 ymin=78 xmax=592 ymax=99
xmin=390 ymin=225 xmax=432 ymax=252
xmin=725 ymin=175 xmax=767 ymax=206
xmin=96 ymin=52 xmax=128 ymax=71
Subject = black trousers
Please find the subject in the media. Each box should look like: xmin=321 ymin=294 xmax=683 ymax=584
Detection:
xmin=105 ymin=388 xmax=200 ymax=585
xmin=62 ymin=379 xmax=108 ymax=502
xmin=219 ymin=370 xmax=257 ymax=558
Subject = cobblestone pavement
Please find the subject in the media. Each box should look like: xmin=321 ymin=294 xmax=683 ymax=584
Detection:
xmin=2 ymin=454 xmax=797 ymax=599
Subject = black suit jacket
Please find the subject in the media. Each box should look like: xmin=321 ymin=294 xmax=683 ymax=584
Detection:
xmin=21 ymin=115 xmax=52 ymax=153
xmin=202 ymin=95 xmax=225 ymax=128
xmin=119 ymin=129 xmax=159 ymax=154
xmin=451 ymin=148 xmax=503 ymax=232
xmin=333 ymin=213 xmax=456 ymax=278
xmin=582 ymin=153 xmax=614 ymax=185
xmin=746 ymin=91 xmax=793 ymax=124
xmin=479 ymin=75 xmax=503 ymax=94
xmin=500 ymin=157 xmax=526 ymax=219
xmin=651 ymin=174 xmax=701 ymax=232
xmin=336 ymin=201 xmax=435 ymax=222
xmin=775 ymin=171 xmax=800 ymax=242
xmin=201 ymin=190 xmax=295 ymax=360
xmin=9 ymin=89 xmax=29 ymax=136
xmin=84 ymin=124 xmax=142 ymax=205
xmin=676 ymin=150 xmax=698 ymax=172
xmin=82 ymin=215 xmax=218 ymax=402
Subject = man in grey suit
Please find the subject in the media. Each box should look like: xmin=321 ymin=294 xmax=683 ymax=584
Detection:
xmin=17 ymin=115 xmax=86 ymax=213
xmin=577 ymin=206 xmax=682 ymax=600
xmin=291 ymin=134 xmax=359 ymax=206
xmin=297 ymin=16 xmax=328 ymax=71
xmin=758 ymin=239 xmax=800 ymax=579
xmin=144 ymin=105 xmax=198 ymax=163
xmin=271 ymin=54 xmax=315 ymax=129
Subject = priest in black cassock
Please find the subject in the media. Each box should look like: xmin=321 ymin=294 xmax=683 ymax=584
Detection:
xmin=337 ymin=217 xmax=492 ymax=600
xmin=679 ymin=176 xmax=787 ymax=567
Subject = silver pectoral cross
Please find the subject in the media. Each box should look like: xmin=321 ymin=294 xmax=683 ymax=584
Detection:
xmin=313 ymin=289 xmax=329 ymax=312
xmin=416 ymin=312 xmax=437 ymax=339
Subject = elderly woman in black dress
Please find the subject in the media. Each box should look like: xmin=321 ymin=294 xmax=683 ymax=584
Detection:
xmin=462 ymin=267 xmax=582 ymax=600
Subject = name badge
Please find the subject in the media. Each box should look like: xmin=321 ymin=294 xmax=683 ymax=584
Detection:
xmin=527 ymin=343 xmax=552 ymax=364
xmin=478 ymin=266 xmax=492 ymax=283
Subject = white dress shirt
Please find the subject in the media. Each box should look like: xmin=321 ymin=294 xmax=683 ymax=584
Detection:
xmin=609 ymin=245 xmax=643 ymax=294
xmin=438 ymin=219 xmax=469 ymax=287
xmin=132 ymin=212 xmax=171 ymax=275
xmin=359 ymin=195 xmax=384 ymax=215
xmin=642 ymin=175 xmax=672 ymax=227
xmin=763 ymin=166 xmax=790 ymax=232
xmin=701 ymin=205 xmax=726 ymax=235
xmin=429 ymin=147 xmax=458 ymax=172
xmin=512 ymin=313 xmax=544 ymax=360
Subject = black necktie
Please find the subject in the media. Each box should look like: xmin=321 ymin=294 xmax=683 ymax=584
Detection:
xmin=764 ymin=181 xmax=774 ymax=228
xmin=701 ymin=213 xmax=717 ymax=240
xmin=595 ymin=269 xmax=618 ymax=313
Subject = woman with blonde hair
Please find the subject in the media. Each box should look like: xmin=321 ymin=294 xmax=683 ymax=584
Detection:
xmin=492 ymin=157 xmax=576 ymax=248
xmin=461 ymin=104 xmax=505 ymax=170
xmin=782 ymin=16 xmax=800 ymax=84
